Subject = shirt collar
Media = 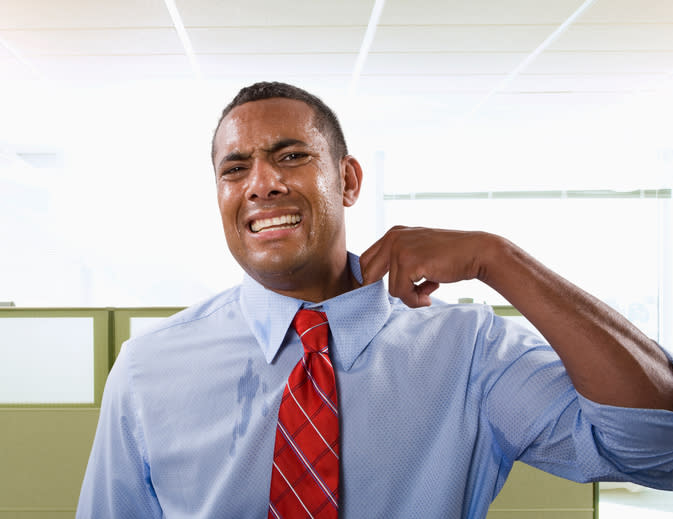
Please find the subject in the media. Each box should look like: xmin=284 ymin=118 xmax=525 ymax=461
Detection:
xmin=239 ymin=253 xmax=392 ymax=371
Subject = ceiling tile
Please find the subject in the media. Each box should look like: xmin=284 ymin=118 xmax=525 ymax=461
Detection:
xmin=1 ymin=28 xmax=183 ymax=55
xmin=508 ymin=73 xmax=667 ymax=93
xmin=529 ymin=51 xmax=673 ymax=74
xmin=200 ymin=53 xmax=355 ymax=77
xmin=380 ymin=0 xmax=590 ymax=25
xmin=551 ymin=23 xmax=673 ymax=51
xmin=364 ymin=52 xmax=527 ymax=75
xmin=0 ymin=0 xmax=172 ymax=29
xmin=357 ymin=74 xmax=503 ymax=94
xmin=201 ymin=75 xmax=352 ymax=95
xmin=1 ymin=0 xmax=669 ymax=96
xmin=579 ymin=0 xmax=673 ymax=23
xmin=30 ymin=54 xmax=193 ymax=80
xmin=189 ymin=26 xmax=363 ymax=53
xmin=176 ymin=0 xmax=372 ymax=26
xmin=372 ymin=25 xmax=556 ymax=53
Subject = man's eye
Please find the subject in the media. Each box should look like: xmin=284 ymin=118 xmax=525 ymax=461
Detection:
xmin=221 ymin=166 xmax=245 ymax=176
xmin=282 ymin=152 xmax=308 ymax=161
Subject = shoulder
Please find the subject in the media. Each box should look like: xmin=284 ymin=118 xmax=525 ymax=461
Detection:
xmin=385 ymin=298 xmax=548 ymax=363
xmin=388 ymin=297 xmax=496 ymax=331
xmin=375 ymin=298 xmax=499 ymax=360
xmin=136 ymin=286 xmax=240 ymax=335
xmin=121 ymin=285 xmax=244 ymax=356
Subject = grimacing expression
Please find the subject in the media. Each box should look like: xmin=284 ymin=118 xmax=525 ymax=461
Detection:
xmin=212 ymin=98 xmax=356 ymax=288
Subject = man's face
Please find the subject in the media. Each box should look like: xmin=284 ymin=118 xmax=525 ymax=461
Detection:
xmin=212 ymin=98 xmax=349 ymax=288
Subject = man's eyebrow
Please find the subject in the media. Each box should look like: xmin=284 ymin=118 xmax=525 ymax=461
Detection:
xmin=221 ymin=151 xmax=250 ymax=163
xmin=216 ymin=139 xmax=308 ymax=171
xmin=264 ymin=138 xmax=308 ymax=153
xmin=217 ymin=150 xmax=250 ymax=171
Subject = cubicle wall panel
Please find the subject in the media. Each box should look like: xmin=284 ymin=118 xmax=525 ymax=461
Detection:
xmin=0 ymin=513 xmax=75 ymax=519
xmin=487 ymin=513 xmax=594 ymax=518
xmin=0 ymin=508 xmax=75 ymax=519
xmin=490 ymin=462 xmax=595 ymax=511
xmin=0 ymin=309 xmax=109 ymax=406
xmin=0 ymin=408 xmax=99 ymax=515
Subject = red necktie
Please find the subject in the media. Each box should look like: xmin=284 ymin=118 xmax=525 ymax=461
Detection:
xmin=268 ymin=309 xmax=340 ymax=518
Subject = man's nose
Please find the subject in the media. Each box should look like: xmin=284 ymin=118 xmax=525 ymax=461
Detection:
xmin=246 ymin=159 xmax=289 ymax=200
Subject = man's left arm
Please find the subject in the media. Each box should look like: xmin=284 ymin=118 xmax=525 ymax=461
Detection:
xmin=360 ymin=226 xmax=673 ymax=411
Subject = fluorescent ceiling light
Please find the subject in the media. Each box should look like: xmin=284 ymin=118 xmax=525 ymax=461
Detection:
xmin=466 ymin=0 xmax=597 ymax=118
xmin=163 ymin=0 xmax=202 ymax=79
xmin=349 ymin=0 xmax=386 ymax=96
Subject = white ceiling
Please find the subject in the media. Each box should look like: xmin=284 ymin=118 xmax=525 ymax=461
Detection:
xmin=0 ymin=0 xmax=671 ymax=93
xmin=0 ymin=0 xmax=672 ymax=165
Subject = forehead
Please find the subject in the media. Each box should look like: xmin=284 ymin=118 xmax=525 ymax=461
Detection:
xmin=213 ymin=98 xmax=324 ymax=159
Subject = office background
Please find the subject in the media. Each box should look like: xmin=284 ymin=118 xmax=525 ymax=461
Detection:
xmin=1 ymin=0 xmax=672 ymax=517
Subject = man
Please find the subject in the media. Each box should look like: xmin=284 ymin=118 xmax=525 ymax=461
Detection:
xmin=77 ymin=82 xmax=673 ymax=518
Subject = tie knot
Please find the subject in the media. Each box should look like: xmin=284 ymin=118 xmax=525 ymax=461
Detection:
xmin=292 ymin=309 xmax=329 ymax=354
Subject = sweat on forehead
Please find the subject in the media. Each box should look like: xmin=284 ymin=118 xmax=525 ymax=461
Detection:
xmin=213 ymin=99 xmax=326 ymax=160
xmin=210 ymin=81 xmax=348 ymax=165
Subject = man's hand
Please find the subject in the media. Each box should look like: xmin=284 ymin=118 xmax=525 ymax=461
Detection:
xmin=360 ymin=225 xmax=673 ymax=410
xmin=359 ymin=226 xmax=494 ymax=308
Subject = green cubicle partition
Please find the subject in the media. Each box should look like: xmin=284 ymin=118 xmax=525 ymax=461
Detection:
xmin=0 ymin=306 xmax=596 ymax=518
xmin=0 ymin=308 xmax=109 ymax=518
xmin=0 ymin=307 xmax=181 ymax=518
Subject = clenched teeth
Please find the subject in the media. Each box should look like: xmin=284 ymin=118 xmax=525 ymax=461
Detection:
xmin=250 ymin=214 xmax=301 ymax=233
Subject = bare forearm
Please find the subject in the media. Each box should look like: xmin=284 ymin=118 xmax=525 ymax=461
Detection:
xmin=482 ymin=234 xmax=673 ymax=410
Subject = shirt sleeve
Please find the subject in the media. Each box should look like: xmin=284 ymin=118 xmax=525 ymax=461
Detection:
xmin=480 ymin=310 xmax=673 ymax=489
xmin=76 ymin=345 xmax=163 ymax=518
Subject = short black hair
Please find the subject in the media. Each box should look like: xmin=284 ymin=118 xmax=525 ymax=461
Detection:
xmin=211 ymin=81 xmax=348 ymax=166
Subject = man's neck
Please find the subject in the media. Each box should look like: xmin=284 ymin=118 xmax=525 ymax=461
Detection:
xmin=251 ymin=255 xmax=361 ymax=303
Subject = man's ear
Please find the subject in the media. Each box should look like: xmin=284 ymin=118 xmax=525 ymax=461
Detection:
xmin=341 ymin=155 xmax=363 ymax=207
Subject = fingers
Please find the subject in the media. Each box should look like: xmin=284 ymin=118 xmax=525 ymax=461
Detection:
xmin=358 ymin=239 xmax=383 ymax=283
xmin=389 ymin=255 xmax=438 ymax=308
xmin=360 ymin=225 xmax=483 ymax=308
xmin=360 ymin=226 xmax=438 ymax=307
xmin=404 ymin=285 xmax=436 ymax=309
xmin=360 ymin=227 xmax=401 ymax=285
xmin=414 ymin=280 xmax=440 ymax=306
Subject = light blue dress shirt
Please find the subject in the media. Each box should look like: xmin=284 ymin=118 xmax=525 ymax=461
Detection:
xmin=77 ymin=254 xmax=673 ymax=519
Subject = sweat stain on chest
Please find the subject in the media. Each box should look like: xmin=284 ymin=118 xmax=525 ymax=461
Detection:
xmin=230 ymin=358 xmax=260 ymax=455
